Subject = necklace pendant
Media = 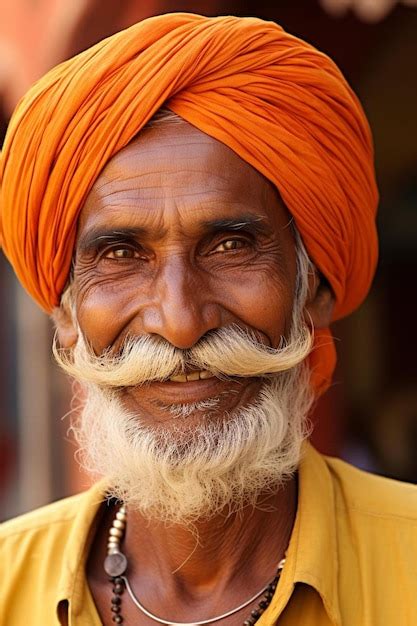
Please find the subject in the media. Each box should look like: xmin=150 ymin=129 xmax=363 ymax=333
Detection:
xmin=104 ymin=551 xmax=128 ymax=577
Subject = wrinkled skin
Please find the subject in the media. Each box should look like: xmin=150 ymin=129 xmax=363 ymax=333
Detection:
xmin=56 ymin=120 xmax=333 ymax=625
xmin=59 ymin=122 xmax=331 ymax=431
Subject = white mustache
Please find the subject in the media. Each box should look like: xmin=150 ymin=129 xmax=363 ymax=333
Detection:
xmin=54 ymin=323 xmax=313 ymax=389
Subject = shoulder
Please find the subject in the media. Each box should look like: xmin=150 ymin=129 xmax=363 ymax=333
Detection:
xmin=1 ymin=490 xmax=89 ymax=539
xmin=325 ymin=454 xmax=417 ymax=521
xmin=321 ymin=454 xmax=417 ymax=623
xmin=0 ymin=483 xmax=103 ymax=570
xmin=0 ymin=481 xmax=106 ymax=622
xmin=1 ymin=480 xmax=107 ymax=553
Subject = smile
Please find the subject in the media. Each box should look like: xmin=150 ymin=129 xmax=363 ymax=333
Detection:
xmin=126 ymin=375 xmax=261 ymax=411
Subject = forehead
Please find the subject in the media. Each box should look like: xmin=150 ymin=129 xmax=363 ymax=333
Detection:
xmin=78 ymin=119 xmax=290 ymax=234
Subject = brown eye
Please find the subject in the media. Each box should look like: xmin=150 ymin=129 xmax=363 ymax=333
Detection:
xmin=105 ymin=247 xmax=138 ymax=259
xmin=214 ymin=239 xmax=247 ymax=252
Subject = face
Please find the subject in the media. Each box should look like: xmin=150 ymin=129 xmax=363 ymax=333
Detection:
xmin=68 ymin=120 xmax=300 ymax=429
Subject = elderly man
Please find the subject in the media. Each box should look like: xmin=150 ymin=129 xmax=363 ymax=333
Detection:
xmin=0 ymin=12 xmax=416 ymax=626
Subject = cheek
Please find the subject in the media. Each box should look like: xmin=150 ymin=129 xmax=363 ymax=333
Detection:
xmin=214 ymin=269 xmax=295 ymax=347
xmin=73 ymin=256 xmax=157 ymax=352
xmin=75 ymin=283 xmax=137 ymax=353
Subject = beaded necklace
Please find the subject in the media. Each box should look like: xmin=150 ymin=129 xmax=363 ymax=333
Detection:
xmin=104 ymin=505 xmax=285 ymax=625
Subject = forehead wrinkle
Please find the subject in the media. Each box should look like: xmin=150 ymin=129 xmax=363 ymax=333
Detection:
xmin=82 ymin=183 xmax=276 ymax=242
xmin=97 ymin=132 xmax=217 ymax=184
xmin=92 ymin=170 xmax=265 ymax=211
xmin=92 ymin=169 xmax=162 ymax=195
xmin=95 ymin=127 xmax=267 ymax=193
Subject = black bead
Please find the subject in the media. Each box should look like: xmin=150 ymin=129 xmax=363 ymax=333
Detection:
xmin=259 ymin=600 xmax=268 ymax=609
xmin=251 ymin=609 xmax=260 ymax=618
xmin=112 ymin=616 xmax=123 ymax=623
xmin=111 ymin=596 xmax=121 ymax=605
xmin=111 ymin=605 xmax=121 ymax=613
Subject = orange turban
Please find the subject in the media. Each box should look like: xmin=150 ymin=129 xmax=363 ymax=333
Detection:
xmin=0 ymin=13 xmax=378 ymax=394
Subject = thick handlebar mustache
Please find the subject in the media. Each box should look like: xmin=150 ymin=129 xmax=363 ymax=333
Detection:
xmin=53 ymin=322 xmax=312 ymax=389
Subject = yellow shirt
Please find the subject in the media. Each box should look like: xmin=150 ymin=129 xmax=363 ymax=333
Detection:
xmin=1 ymin=443 xmax=417 ymax=625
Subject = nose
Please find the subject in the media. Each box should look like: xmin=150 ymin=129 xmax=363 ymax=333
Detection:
xmin=140 ymin=255 xmax=222 ymax=349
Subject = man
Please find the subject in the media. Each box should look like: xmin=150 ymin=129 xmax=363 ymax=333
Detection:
xmin=0 ymin=13 xmax=416 ymax=626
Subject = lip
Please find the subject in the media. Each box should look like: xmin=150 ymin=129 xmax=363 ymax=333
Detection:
xmin=133 ymin=376 xmax=256 ymax=404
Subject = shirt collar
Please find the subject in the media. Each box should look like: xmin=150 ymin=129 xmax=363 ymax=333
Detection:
xmin=56 ymin=479 xmax=109 ymax=620
xmin=266 ymin=442 xmax=342 ymax=625
xmin=55 ymin=444 xmax=342 ymax=625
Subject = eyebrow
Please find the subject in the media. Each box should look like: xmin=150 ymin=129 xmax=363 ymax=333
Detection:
xmin=76 ymin=227 xmax=150 ymax=255
xmin=200 ymin=215 xmax=271 ymax=235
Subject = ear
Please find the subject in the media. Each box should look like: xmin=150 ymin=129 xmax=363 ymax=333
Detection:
xmin=304 ymin=270 xmax=335 ymax=330
xmin=52 ymin=305 xmax=78 ymax=349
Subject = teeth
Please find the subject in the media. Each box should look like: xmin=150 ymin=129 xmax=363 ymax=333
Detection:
xmin=169 ymin=371 xmax=215 ymax=383
xmin=199 ymin=370 xmax=214 ymax=379
xmin=186 ymin=371 xmax=200 ymax=381
xmin=169 ymin=374 xmax=188 ymax=383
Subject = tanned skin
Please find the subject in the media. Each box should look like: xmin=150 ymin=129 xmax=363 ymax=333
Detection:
xmin=56 ymin=120 xmax=333 ymax=625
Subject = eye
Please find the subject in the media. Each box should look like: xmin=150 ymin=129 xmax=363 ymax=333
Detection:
xmin=213 ymin=239 xmax=248 ymax=252
xmin=103 ymin=246 xmax=140 ymax=260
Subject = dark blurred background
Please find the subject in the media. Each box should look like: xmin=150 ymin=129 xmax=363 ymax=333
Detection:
xmin=1 ymin=0 xmax=416 ymax=520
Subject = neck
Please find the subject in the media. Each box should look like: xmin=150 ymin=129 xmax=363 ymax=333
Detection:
xmin=123 ymin=477 xmax=297 ymax=598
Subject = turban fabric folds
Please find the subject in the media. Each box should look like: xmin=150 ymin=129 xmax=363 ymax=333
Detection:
xmin=0 ymin=13 xmax=378 ymax=394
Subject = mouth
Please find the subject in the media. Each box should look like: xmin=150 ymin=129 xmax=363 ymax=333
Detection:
xmin=124 ymin=373 xmax=261 ymax=412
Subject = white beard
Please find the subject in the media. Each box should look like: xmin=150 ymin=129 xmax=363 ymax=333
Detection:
xmin=71 ymin=364 xmax=312 ymax=525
